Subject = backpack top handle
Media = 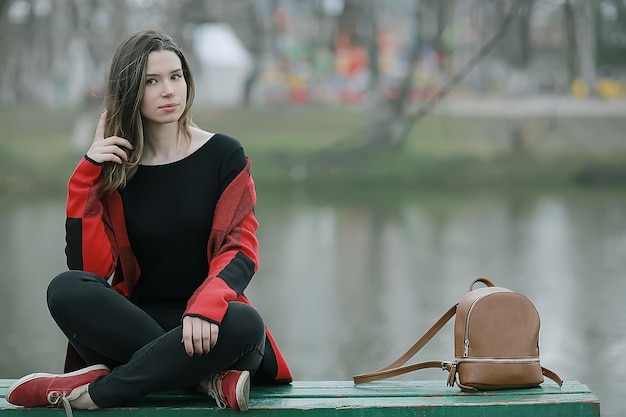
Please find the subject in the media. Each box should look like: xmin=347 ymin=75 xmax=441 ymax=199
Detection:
xmin=469 ymin=277 xmax=495 ymax=291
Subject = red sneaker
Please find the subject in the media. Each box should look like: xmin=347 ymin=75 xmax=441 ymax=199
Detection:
xmin=206 ymin=370 xmax=250 ymax=412
xmin=6 ymin=364 xmax=110 ymax=408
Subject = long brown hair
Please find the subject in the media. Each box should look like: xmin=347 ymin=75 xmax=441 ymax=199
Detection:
xmin=99 ymin=28 xmax=196 ymax=195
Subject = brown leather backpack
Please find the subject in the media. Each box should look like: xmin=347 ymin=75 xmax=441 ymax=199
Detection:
xmin=353 ymin=278 xmax=563 ymax=391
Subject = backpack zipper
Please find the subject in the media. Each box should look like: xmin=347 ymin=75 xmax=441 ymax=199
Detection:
xmin=456 ymin=357 xmax=540 ymax=364
xmin=463 ymin=297 xmax=482 ymax=357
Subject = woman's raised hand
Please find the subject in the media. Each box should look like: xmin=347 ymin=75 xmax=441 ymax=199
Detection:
xmin=86 ymin=109 xmax=134 ymax=164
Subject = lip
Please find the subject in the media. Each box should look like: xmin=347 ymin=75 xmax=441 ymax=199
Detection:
xmin=159 ymin=103 xmax=179 ymax=111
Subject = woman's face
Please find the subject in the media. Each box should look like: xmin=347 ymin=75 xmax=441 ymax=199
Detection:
xmin=140 ymin=50 xmax=187 ymax=127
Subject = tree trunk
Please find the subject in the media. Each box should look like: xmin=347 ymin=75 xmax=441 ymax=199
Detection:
xmin=365 ymin=0 xmax=382 ymax=145
xmin=563 ymin=0 xmax=578 ymax=85
xmin=377 ymin=0 xmax=522 ymax=150
xmin=518 ymin=0 xmax=533 ymax=68
xmin=573 ymin=0 xmax=597 ymax=96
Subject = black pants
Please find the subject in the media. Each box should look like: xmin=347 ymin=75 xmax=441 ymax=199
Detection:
xmin=47 ymin=271 xmax=266 ymax=408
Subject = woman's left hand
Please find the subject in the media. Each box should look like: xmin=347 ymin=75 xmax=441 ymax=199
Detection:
xmin=182 ymin=316 xmax=219 ymax=356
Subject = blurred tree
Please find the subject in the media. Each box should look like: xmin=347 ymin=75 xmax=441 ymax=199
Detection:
xmin=386 ymin=0 xmax=449 ymax=147
xmin=499 ymin=0 xmax=534 ymax=69
xmin=0 ymin=0 xmax=127 ymax=105
xmin=596 ymin=0 xmax=626 ymax=69
xmin=336 ymin=0 xmax=362 ymax=48
xmin=563 ymin=0 xmax=578 ymax=85
xmin=364 ymin=0 xmax=382 ymax=144
xmin=0 ymin=0 xmax=19 ymax=103
xmin=71 ymin=0 xmax=129 ymax=103
xmin=371 ymin=0 xmax=520 ymax=151
xmin=573 ymin=0 xmax=598 ymax=96
xmin=241 ymin=1 xmax=265 ymax=105
xmin=0 ymin=0 xmax=620 ymax=108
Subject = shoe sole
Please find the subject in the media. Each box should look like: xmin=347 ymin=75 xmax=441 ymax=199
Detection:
xmin=6 ymin=364 xmax=110 ymax=405
xmin=236 ymin=370 xmax=251 ymax=412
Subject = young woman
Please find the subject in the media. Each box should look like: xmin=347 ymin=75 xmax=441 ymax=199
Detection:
xmin=6 ymin=29 xmax=292 ymax=413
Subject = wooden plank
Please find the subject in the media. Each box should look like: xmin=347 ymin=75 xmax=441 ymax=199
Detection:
xmin=0 ymin=380 xmax=600 ymax=416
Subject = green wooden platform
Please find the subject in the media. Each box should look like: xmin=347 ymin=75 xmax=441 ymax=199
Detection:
xmin=0 ymin=379 xmax=600 ymax=416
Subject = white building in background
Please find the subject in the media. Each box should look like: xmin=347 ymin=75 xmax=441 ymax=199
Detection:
xmin=193 ymin=23 xmax=253 ymax=107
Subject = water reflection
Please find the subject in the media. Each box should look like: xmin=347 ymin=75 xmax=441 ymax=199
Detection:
xmin=251 ymin=186 xmax=625 ymax=417
xmin=1 ymin=187 xmax=624 ymax=416
xmin=0 ymin=200 xmax=68 ymax=375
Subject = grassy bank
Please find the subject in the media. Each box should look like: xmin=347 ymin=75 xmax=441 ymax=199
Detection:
xmin=2 ymin=105 xmax=626 ymax=197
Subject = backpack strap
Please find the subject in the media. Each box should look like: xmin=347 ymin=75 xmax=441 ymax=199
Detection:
xmin=542 ymin=367 xmax=563 ymax=387
xmin=353 ymin=304 xmax=457 ymax=384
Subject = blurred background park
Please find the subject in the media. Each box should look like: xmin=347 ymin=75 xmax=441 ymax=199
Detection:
xmin=1 ymin=0 xmax=625 ymax=416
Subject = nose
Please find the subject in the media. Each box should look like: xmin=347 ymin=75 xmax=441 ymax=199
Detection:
xmin=161 ymin=81 xmax=175 ymax=97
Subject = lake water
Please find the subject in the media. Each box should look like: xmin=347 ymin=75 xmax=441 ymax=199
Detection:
xmin=1 ymin=185 xmax=623 ymax=416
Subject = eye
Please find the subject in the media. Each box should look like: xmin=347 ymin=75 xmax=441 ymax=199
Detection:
xmin=146 ymin=78 xmax=156 ymax=85
xmin=172 ymin=73 xmax=183 ymax=80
